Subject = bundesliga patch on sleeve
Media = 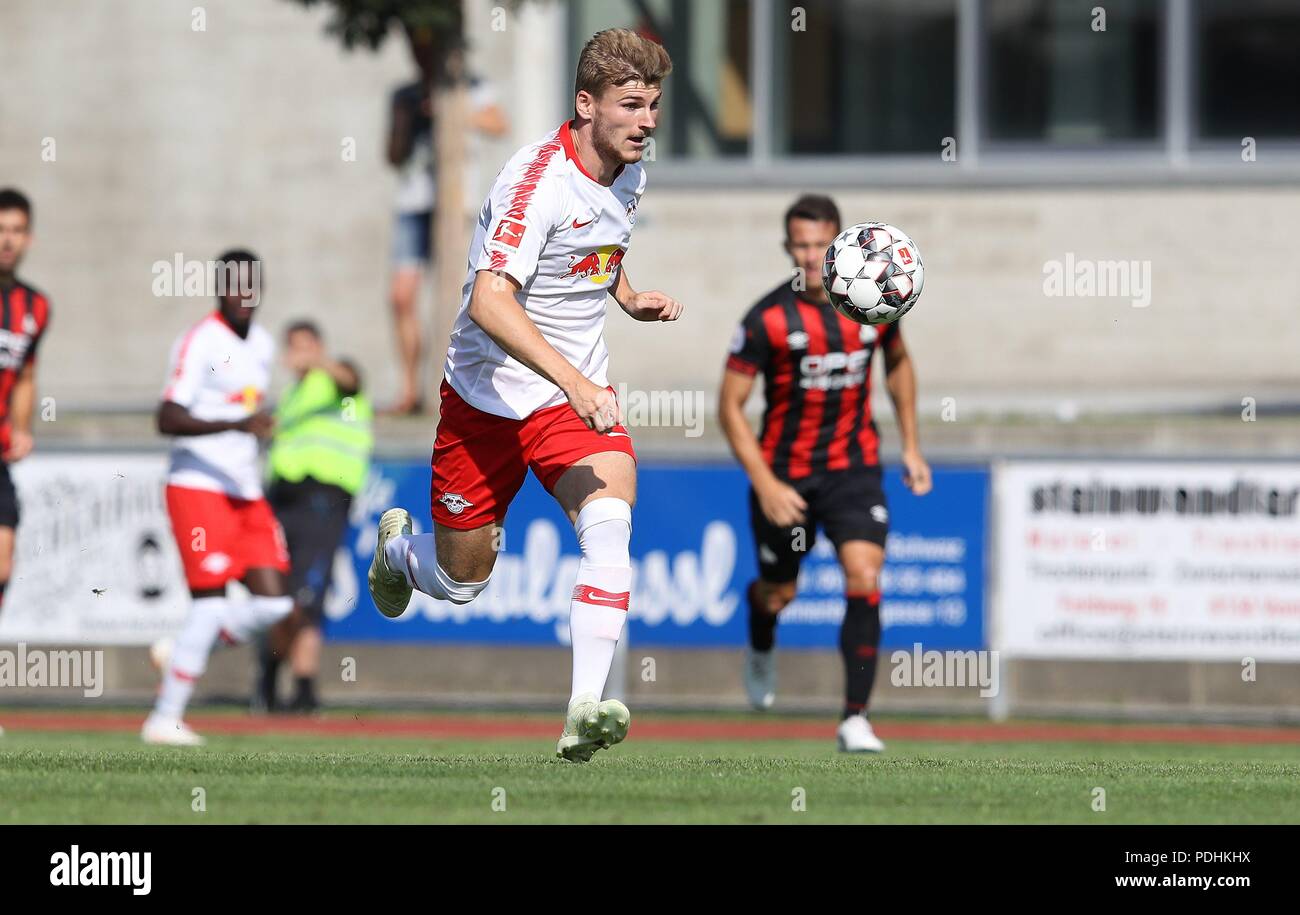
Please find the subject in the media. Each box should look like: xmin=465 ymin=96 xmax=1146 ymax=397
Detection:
xmin=491 ymin=219 xmax=526 ymax=249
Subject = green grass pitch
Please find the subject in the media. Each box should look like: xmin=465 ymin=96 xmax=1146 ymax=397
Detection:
xmin=2 ymin=714 xmax=1297 ymax=824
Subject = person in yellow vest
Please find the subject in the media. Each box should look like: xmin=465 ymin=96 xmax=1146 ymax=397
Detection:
xmin=258 ymin=320 xmax=373 ymax=713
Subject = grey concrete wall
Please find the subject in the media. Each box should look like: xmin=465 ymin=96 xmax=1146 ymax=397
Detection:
xmin=608 ymin=185 xmax=1300 ymax=418
xmin=4 ymin=1 xmax=1297 ymax=417
xmin=1 ymin=0 xmax=412 ymax=407
xmin=10 ymin=644 xmax=1299 ymax=724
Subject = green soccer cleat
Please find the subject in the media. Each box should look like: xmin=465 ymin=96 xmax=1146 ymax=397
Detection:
xmin=555 ymin=693 xmax=631 ymax=763
xmin=369 ymin=507 xmax=414 ymax=619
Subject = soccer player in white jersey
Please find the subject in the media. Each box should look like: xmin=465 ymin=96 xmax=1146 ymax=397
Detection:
xmin=369 ymin=29 xmax=682 ymax=762
xmin=144 ymin=250 xmax=293 ymax=745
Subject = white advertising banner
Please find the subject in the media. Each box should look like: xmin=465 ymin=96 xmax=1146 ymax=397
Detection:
xmin=996 ymin=461 xmax=1300 ymax=660
xmin=0 ymin=454 xmax=189 ymax=644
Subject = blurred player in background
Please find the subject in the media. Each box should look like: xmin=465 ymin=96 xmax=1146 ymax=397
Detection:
xmin=719 ymin=195 xmax=932 ymax=753
xmin=0 ymin=189 xmax=52 ymax=739
xmin=145 ymin=250 xmax=292 ymax=745
xmin=256 ymin=320 xmax=372 ymax=714
xmin=385 ymin=24 xmax=508 ymax=414
xmin=369 ymin=29 xmax=681 ymax=762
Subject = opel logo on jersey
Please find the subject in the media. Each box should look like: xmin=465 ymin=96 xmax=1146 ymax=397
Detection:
xmin=859 ymin=325 xmax=879 ymax=344
xmin=786 ymin=331 xmax=809 ymax=349
xmin=562 ymin=245 xmax=625 ymax=283
xmin=439 ymin=492 xmax=474 ymax=515
xmin=0 ymin=330 xmax=31 ymax=370
xmin=799 ymin=350 xmax=870 ymax=390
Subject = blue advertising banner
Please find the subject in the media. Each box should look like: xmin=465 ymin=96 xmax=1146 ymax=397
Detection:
xmin=323 ymin=461 xmax=987 ymax=650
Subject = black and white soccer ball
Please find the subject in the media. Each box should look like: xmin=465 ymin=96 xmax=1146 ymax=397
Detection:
xmin=822 ymin=222 xmax=924 ymax=325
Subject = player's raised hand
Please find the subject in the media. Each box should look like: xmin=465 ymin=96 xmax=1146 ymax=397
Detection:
xmin=756 ymin=478 xmax=808 ymax=528
xmin=626 ymin=290 xmax=684 ymax=322
xmin=902 ymin=449 xmax=932 ymax=496
xmin=567 ymin=378 xmax=621 ymax=434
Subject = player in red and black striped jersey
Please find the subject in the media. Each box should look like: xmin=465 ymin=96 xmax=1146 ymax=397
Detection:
xmin=719 ymin=194 xmax=931 ymax=753
xmin=0 ymin=190 xmax=51 ymax=628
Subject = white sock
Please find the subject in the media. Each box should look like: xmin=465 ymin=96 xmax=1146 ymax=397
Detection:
xmin=569 ymin=498 xmax=632 ymax=702
xmin=386 ymin=533 xmax=489 ymax=604
xmin=221 ymin=594 xmax=293 ymax=643
xmin=249 ymin=595 xmax=293 ymax=628
xmin=154 ymin=596 xmax=224 ymax=721
xmin=385 ymin=534 xmax=418 ymax=587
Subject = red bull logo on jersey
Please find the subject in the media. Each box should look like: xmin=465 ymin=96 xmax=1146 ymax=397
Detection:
xmin=225 ymin=385 xmax=263 ymax=411
xmin=563 ymin=245 xmax=625 ymax=283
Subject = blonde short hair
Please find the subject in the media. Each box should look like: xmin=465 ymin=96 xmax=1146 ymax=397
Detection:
xmin=575 ymin=28 xmax=673 ymax=99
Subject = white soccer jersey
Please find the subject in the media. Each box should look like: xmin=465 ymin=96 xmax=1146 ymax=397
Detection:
xmin=444 ymin=120 xmax=647 ymax=419
xmin=161 ymin=313 xmax=274 ymax=500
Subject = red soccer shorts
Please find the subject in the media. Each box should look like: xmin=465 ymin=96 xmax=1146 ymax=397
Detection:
xmin=430 ymin=379 xmax=637 ymax=529
xmin=165 ymin=485 xmax=290 ymax=590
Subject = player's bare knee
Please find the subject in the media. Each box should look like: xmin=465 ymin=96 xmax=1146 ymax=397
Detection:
xmin=438 ymin=552 xmax=496 ymax=585
xmin=428 ymin=550 xmax=493 ymax=605
xmin=844 ymin=566 xmax=881 ymax=595
xmin=759 ymin=580 xmax=796 ymax=613
xmin=433 ymin=525 xmax=499 ymax=588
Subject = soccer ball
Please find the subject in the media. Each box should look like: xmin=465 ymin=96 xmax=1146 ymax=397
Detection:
xmin=822 ymin=222 xmax=924 ymax=325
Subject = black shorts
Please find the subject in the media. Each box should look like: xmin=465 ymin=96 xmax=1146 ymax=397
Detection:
xmin=749 ymin=467 xmax=888 ymax=584
xmin=268 ymin=478 xmax=353 ymax=623
xmin=0 ymin=462 xmax=19 ymax=529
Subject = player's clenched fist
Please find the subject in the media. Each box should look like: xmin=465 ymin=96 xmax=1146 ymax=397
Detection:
xmin=238 ymin=410 xmax=276 ymax=439
xmin=901 ymin=449 xmax=932 ymax=496
xmin=627 ymin=290 xmax=684 ymax=322
xmin=755 ymin=478 xmax=808 ymax=528
xmin=567 ymin=378 xmax=621 ymax=434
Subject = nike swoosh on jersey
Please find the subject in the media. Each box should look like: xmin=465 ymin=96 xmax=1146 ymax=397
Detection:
xmin=571 ymin=217 xmax=595 ymax=229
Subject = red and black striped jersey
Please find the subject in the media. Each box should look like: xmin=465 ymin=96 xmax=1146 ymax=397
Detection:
xmin=725 ymin=281 xmax=901 ymax=480
xmin=0 ymin=279 xmax=51 ymax=426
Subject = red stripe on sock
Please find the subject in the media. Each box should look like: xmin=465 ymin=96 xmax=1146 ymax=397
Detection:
xmin=218 ymin=629 xmax=240 ymax=646
xmin=846 ymin=591 xmax=881 ymax=603
xmin=170 ymin=668 xmax=199 ymax=683
xmin=571 ymin=584 xmax=630 ymax=611
xmin=855 ymin=646 xmax=877 ymax=658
